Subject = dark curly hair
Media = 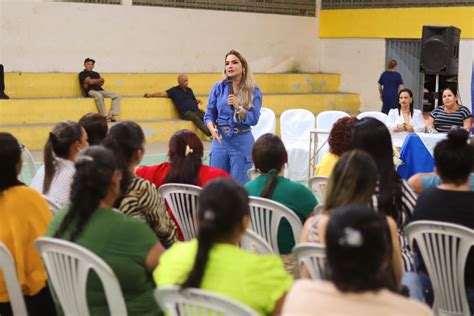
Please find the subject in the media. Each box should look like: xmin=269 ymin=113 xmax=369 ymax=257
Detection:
xmin=328 ymin=117 xmax=359 ymax=156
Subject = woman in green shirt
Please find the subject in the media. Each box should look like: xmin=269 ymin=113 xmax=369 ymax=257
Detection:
xmin=245 ymin=134 xmax=317 ymax=276
xmin=154 ymin=178 xmax=292 ymax=316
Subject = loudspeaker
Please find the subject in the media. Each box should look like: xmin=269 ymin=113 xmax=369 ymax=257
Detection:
xmin=420 ymin=25 xmax=461 ymax=75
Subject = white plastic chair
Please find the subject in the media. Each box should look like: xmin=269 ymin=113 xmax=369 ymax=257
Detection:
xmin=35 ymin=237 xmax=127 ymax=315
xmin=155 ymin=286 xmax=258 ymax=316
xmin=308 ymin=176 xmax=329 ymax=204
xmin=17 ymin=144 xmax=37 ymax=183
xmin=240 ymin=229 xmax=274 ymax=255
xmin=356 ymin=111 xmax=389 ymax=125
xmin=406 ymin=221 xmax=474 ymax=316
xmin=280 ymin=109 xmax=315 ymax=181
xmin=159 ymin=183 xmax=202 ymax=241
xmin=292 ymin=243 xmax=327 ymax=280
xmin=41 ymin=194 xmax=62 ymax=214
xmin=0 ymin=242 xmax=28 ymax=316
xmin=248 ymin=196 xmax=303 ymax=254
xmin=251 ymin=107 xmax=276 ymax=141
xmin=314 ymin=111 xmax=350 ymax=165
xmin=246 ymin=167 xmax=260 ymax=181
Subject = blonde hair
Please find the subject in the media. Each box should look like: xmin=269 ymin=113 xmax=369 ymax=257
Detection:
xmin=387 ymin=59 xmax=398 ymax=70
xmin=225 ymin=49 xmax=255 ymax=110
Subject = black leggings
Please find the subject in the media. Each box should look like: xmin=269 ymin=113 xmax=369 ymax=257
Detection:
xmin=0 ymin=285 xmax=57 ymax=316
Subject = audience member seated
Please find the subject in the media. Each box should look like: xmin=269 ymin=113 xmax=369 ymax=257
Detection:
xmin=79 ymin=58 xmax=121 ymax=122
xmin=245 ymin=134 xmax=317 ymax=277
xmin=426 ymin=87 xmax=472 ymax=133
xmin=144 ymin=74 xmax=211 ymax=137
xmin=412 ymin=129 xmax=474 ymax=310
xmin=351 ymin=118 xmax=422 ymax=300
xmin=47 ymin=146 xmax=164 ymax=315
xmin=282 ymin=204 xmax=433 ymax=316
xmin=136 ymin=129 xmax=229 ymax=240
xmin=301 ymin=150 xmax=403 ymax=287
xmin=0 ymin=132 xmax=56 ymax=316
xmin=387 ymin=88 xmax=425 ymax=147
xmin=408 ymin=170 xmax=474 ymax=194
xmin=315 ymin=116 xmax=358 ymax=177
xmin=154 ymin=178 xmax=292 ymax=316
xmin=79 ymin=113 xmax=108 ymax=145
xmin=103 ymin=121 xmax=178 ymax=247
xmin=31 ymin=121 xmax=88 ymax=207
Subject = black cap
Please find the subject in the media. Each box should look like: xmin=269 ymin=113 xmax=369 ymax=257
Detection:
xmin=84 ymin=58 xmax=95 ymax=64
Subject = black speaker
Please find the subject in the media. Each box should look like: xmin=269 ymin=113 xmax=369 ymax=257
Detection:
xmin=420 ymin=25 xmax=461 ymax=75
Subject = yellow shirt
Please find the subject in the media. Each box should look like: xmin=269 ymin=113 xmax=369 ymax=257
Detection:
xmin=315 ymin=152 xmax=339 ymax=177
xmin=154 ymin=240 xmax=293 ymax=316
xmin=0 ymin=185 xmax=52 ymax=302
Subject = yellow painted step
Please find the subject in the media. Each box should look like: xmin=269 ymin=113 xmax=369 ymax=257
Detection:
xmin=4 ymin=73 xmax=341 ymax=98
xmin=0 ymin=93 xmax=359 ymax=124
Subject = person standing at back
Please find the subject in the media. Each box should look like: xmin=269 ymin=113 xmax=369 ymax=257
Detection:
xmin=378 ymin=59 xmax=404 ymax=114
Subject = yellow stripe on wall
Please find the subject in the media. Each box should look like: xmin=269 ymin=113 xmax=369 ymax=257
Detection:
xmin=320 ymin=7 xmax=474 ymax=39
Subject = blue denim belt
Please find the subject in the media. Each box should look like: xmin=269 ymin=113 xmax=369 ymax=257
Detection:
xmin=219 ymin=126 xmax=251 ymax=134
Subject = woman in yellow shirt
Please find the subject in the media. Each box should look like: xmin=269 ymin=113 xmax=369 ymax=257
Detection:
xmin=0 ymin=133 xmax=56 ymax=316
xmin=154 ymin=178 xmax=292 ymax=316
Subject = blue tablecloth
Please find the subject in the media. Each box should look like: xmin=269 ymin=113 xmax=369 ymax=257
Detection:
xmin=397 ymin=134 xmax=435 ymax=180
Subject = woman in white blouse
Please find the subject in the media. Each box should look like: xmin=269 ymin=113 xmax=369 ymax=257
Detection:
xmin=387 ymin=88 xmax=425 ymax=147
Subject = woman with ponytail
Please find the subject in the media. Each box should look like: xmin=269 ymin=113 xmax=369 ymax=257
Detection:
xmin=31 ymin=121 xmax=88 ymax=206
xmin=154 ymin=178 xmax=292 ymax=316
xmin=0 ymin=133 xmax=56 ymax=316
xmin=47 ymin=146 xmax=164 ymax=315
xmin=245 ymin=134 xmax=317 ymax=276
xmin=103 ymin=121 xmax=178 ymax=247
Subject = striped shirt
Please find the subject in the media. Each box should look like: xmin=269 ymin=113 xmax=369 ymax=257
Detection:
xmin=119 ymin=175 xmax=178 ymax=247
xmin=430 ymin=105 xmax=471 ymax=133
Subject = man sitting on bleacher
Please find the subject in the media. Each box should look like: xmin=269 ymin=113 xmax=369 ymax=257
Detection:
xmin=144 ymin=74 xmax=211 ymax=137
xmin=79 ymin=58 xmax=120 ymax=122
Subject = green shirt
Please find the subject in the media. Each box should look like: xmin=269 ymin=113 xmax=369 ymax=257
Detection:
xmin=153 ymin=240 xmax=292 ymax=316
xmin=47 ymin=208 xmax=159 ymax=316
xmin=245 ymin=175 xmax=317 ymax=254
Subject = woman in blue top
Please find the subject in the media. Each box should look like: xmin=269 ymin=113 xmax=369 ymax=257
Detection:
xmin=204 ymin=50 xmax=262 ymax=184
xmin=378 ymin=59 xmax=404 ymax=114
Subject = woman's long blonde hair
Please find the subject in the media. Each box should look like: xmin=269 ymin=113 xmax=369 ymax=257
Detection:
xmin=225 ymin=49 xmax=255 ymax=110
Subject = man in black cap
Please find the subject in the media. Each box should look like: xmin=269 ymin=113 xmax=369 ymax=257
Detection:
xmin=79 ymin=58 xmax=120 ymax=121
xmin=0 ymin=64 xmax=9 ymax=99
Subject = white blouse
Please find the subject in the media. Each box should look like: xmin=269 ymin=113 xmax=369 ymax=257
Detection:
xmin=31 ymin=158 xmax=75 ymax=208
xmin=387 ymin=109 xmax=425 ymax=147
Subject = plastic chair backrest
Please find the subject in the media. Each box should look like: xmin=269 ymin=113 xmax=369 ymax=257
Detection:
xmin=155 ymin=286 xmax=259 ymax=316
xmin=22 ymin=144 xmax=37 ymax=180
xmin=41 ymin=194 xmax=62 ymax=214
xmin=0 ymin=242 xmax=28 ymax=316
xmin=158 ymin=183 xmax=202 ymax=241
xmin=35 ymin=237 xmax=127 ymax=315
xmin=356 ymin=111 xmax=389 ymax=125
xmin=316 ymin=110 xmax=350 ymax=131
xmin=240 ymin=229 xmax=274 ymax=255
xmin=246 ymin=167 xmax=260 ymax=181
xmin=308 ymin=176 xmax=329 ymax=204
xmin=251 ymin=107 xmax=276 ymax=141
xmin=292 ymin=243 xmax=327 ymax=280
xmin=248 ymin=196 xmax=303 ymax=254
xmin=406 ymin=221 xmax=474 ymax=316
xmin=280 ymin=109 xmax=315 ymax=145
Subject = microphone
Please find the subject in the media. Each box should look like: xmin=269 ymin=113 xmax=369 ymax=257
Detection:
xmin=226 ymin=77 xmax=233 ymax=95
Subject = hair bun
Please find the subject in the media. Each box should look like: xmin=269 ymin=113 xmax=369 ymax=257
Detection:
xmin=447 ymin=128 xmax=469 ymax=147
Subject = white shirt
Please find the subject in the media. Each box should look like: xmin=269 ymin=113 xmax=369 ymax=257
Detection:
xmin=387 ymin=109 xmax=425 ymax=147
xmin=31 ymin=158 xmax=75 ymax=208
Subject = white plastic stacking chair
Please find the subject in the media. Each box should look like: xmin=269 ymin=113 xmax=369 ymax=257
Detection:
xmin=246 ymin=167 xmax=260 ymax=181
xmin=240 ymin=229 xmax=274 ymax=255
xmin=314 ymin=111 xmax=350 ymax=164
xmin=292 ymin=243 xmax=327 ymax=280
xmin=280 ymin=109 xmax=315 ymax=182
xmin=35 ymin=237 xmax=127 ymax=315
xmin=41 ymin=194 xmax=62 ymax=214
xmin=21 ymin=144 xmax=37 ymax=181
xmin=406 ymin=221 xmax=474 ymax=316
xmin=0 ymin=242 xmax=28 ymax=316
xmin=248 ymin=196 xmax=303 ymax=255
xmin=159 ymin=183 xmax=202 ymax=241
xmin=308 ymin=176 xmax=329 ymax=204
xmin=155 ymin=286 xmax=259 ymax=316
xmin=356 ymin=111 xmax=389 ymax=125
xmin=251 ymin=107 xmax=276 ymax=141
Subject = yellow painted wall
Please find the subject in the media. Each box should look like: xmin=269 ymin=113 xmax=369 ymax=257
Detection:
xmin=320 ymin=7 xmax=474 ymax=38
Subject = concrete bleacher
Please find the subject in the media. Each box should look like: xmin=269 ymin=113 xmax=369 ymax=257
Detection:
xmin=0 ymin=73 xmax=360 ymax=149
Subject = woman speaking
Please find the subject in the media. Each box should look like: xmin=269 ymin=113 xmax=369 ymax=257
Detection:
xmin=204 ymin=50 xmax=262 ymax=184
